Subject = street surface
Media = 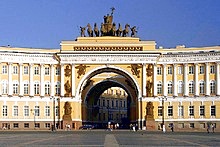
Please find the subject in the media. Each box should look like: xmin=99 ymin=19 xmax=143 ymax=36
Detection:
xmin=0 ymin=130 xmax=219 ymax=147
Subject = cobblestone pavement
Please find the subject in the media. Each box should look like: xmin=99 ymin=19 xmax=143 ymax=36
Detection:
xmin=0 ymin=130 xmax=220 ymax=147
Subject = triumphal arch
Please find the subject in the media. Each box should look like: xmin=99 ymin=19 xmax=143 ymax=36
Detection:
xmin=58 ymin=9 xmax=158 ymax=129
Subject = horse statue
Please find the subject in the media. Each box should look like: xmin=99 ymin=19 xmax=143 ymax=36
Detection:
xmin=87 ymin=23 xmax=93 ymax=37
xmin=116 ymin=23 xmax=123 ymax=37
xmin=100 ymin=23 xmax=107 ymax=36
xmin=80 ymin=26 xmax=86 ymax=37
xmin=122 ymin=24 xmax=130 ymax=37
xmin=130 ymin=26 xmax=137 ymax=37
xmin=94 ymin=23 xmax=99 ymax=37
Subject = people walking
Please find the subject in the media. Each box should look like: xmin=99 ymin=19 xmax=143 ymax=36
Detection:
xmin=211 ymin=124 xmax=215 ymax=133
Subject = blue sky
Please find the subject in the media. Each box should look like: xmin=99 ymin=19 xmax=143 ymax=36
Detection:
xmin=0 ymin=0 xmax=219 ymax=49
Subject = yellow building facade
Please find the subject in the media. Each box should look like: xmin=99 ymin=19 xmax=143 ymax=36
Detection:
xmin=0 ymin=36 xmax=220 ymax=131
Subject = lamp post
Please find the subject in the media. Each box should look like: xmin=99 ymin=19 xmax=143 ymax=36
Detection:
xmin=51 ymin=96 xmax=56 ymax=132
xmin=30 ymin=109 xmax=36 ymax=130
xmin=159 ymin=96 xmax=167 ymax=132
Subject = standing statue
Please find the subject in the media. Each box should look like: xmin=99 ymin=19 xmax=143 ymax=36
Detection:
xmin=94 ymin=23 xmax=99 ymax=37
xmin=100 ymin=23 xmax=107 ymax=36
xmin=122 ymin=24 xmax=130 ymax=37
xmin=87 ymin=23 xmax=93 ymax=37
xmin=80 ymin=26 xmax=86 ymax=37
xmin=116 ymin=23 xmax=123 ymax=37
xmin=130 ymin=26 xmax=137 ymax=37
xmin=112 ymin=23 xmax=117 ymax=36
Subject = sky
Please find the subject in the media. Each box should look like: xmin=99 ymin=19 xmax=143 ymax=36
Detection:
xmin=0 ymin=0 xmax=219 ymax=49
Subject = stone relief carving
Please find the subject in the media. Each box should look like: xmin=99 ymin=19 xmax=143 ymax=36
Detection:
xmin=75 ymin=64 xmax=90 ymax=78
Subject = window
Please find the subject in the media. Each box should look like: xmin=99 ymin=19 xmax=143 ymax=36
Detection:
xmin=35 ymin=123 xmax=40 ymax=128
xmin=107 ymin=100 xmax=110 ymax=107
xmin=45 ymin=123 xmax=51 ymax=129
xmin=178 ymin=105 xmax=184 ymax=117
xmin=34 ymin=82 xmax=40 ymax=95
xmin=158 ymin=106 xmax=162 ymax=116
xmin=210 ymin=65 xmax=215 ymax=74
xmin=199 ymin=65 xmax=204 ymax=74
xmin=24 ymin=123 xmax=29 ymax=128
xmin=13 ymin=65 xmax=18 ymax=74
xmin=103 ymin=99 xmax=105 ymax=107
xmin=167 ymin=82 xmax=172 ymax=94
xmin=56 ymin=106 xmax=59 ymax=116
xmin=189 ymin=66 xmax=194 ymax=74
xmin=45 ymin=67 xmax=50 ymax=75
xmin=199 ymin=81 xmax=205 ymax=94
xmin=13 ymin=81 xmax=19 ymax=94
xmin=157 ymin=82 xmax=162 ymax=94
xmin=24 ymin=82 xmax=29 ymax=95
xmin=55 ymin=82 xmax=61 ymax=95
xmin=168 ymin=106 xmax=173 ymax=116
xmin=55 ymin=67 xmax=60 ymax=75
xmin=200 ymin=105 xmax=205 ymax=116
xmin=13 ymin=106 xmax=18 ymax=116
xmin=210 ymin=80 xmax=215 ymax=94
xmin=13 ymin=123 xmax=19 ymax=128
xmin=116 ymin=100 xmax=118 ymax=107
xmin=23 ymin=66 xmax=29 ymax=74
xmin=177 ymin=66 xmax=183 ymax=74
xmin=157 ymin=67 xmax=162 ymax=75
xmin=2 ymin=80 xmax=8 ymax=94
xmin=167 ymin=66 xmax=172 ymax=74
xmin=45 ymin=82 xmax=50 ymax=95
xmin=35 ymin=106 xmax=40 ymax=116
xmin=34 ymin=66 xmax=39 ymax=75
xmin=45 ymin=106 xmax=50 ymax=116
xmin=178 ymin=81 xmax=183 ymax=94
xmin=112 ymin=100 xmax=114 ymax=107
xmin=211 ymin=105 xmax=216 ymax=116
xmin=189 ymin=106 xmax=194 ymax=116
xmin=189 ymin=123 xmax=194 ymax=128
xmin=24 ymin=106 xmax=29 ymax=116
xmin=120 ymin=101 xmax=122 ymax=107
xmin=189 ymin=81 xmax=194 ymax=94
xmin=2 ymin=65 xmax=7 ymax=74
xmin=3 ymin=105 xmax=8 ymax=116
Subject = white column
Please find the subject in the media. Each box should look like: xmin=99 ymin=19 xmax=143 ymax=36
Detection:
xmin=216 ymin=62 xmax=220 ymax=95
xmin=194 ymin=63 xmax=199 ymax=96
xmin=163 ymin=64 xmax=167 ymax=96
xmin=50 ymin=64 xmax=55 ymax=97
xmin=153 ymin=63 xmax=157 ymax=97
xmin=71 ymin=64 xmax=75 ymax=97
xmin=173 ymin=64 xmax=177 ymax=97
xmin=205 ymin=63 xmax=210 ymax=96
xmin=8 ymin=63 xmax=13 ymax=96
xmin=142 ymin=63 xmax=147 ymax=97
xmin=19 ymin=63 xmax=24 ymax=96
xmin=40 ymin=64 xmax=45 ymax=97
xmin=184 ymin=63 xmax=188 ymax=96
xmin=29 ymin=63 xmax=34 ymax=97
xmin=60 ymin=64 xmax=65 ymax=97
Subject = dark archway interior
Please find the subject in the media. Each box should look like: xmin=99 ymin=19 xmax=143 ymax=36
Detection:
xmin=85 ymin=80 xmax=132 ymax=129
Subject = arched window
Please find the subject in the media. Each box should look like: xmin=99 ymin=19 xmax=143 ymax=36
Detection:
xmin=55 ymin=82 xmax=61 ymax=95
xmin=2 ymin=80 xmax=8 ymax=94
xmin=45 ymin=81 xmax=50 ymax=95
xmin=157 ymin=81 xmax=162 ymax=94
xmin=34 ymin=81 xmax=40 ymax=95
xmin=178 ymin=81 xmax=183 ymax=94
xmin=210 ymin=80 xmax=216 ymax=94
xmin=199 ymin=80 xmax=205 ymax=94
xmin=23 ymin=81 xmax=29 ymax=95
xmin=189 ymin=81 xmax=194 ymax=94
xmin=167 ymin=81 xmax=173 ymax=94
xmin=13 ymin=81 xmax=19 ymax=94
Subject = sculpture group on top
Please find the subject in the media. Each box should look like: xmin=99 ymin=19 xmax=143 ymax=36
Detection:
xmin=80 ymin=7 xmax=137 ymax=37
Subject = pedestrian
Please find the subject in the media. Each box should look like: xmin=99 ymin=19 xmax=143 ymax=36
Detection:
xmin=211 ymin=124 xmax=215 ymax=133
xmin=133 ymin=124 xmax=136 ymax=132
xmin=130 ymin=124 xmax=133 ymax=131
xmin=170 ymin=123 xmax=174 ymax=132
xmin=207 ymin=124 xmax=210 ymax=133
